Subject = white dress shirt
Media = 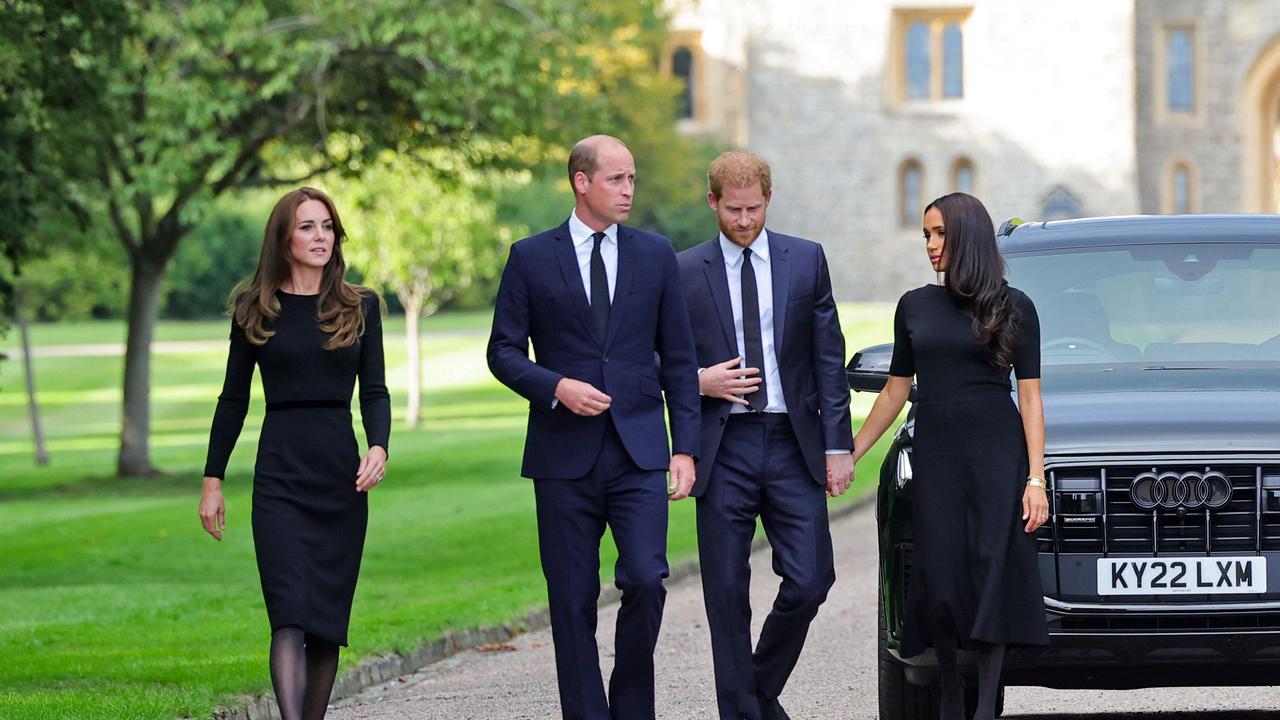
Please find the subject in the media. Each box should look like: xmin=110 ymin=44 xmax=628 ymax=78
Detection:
xmin=720 ymin=230 xmax=787 ymax=414
xmin=568 ymin=210 xmax=617 ymax=304
xmin=716 ymin=231 xmax=846 ymax=455
xmin=550 ymin=212 xmax=617 ymax=410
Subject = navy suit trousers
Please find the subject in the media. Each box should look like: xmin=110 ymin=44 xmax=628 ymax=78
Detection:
xmin=534 ymin=415 xmax=669 ymax=720
xmin=696 ymin=413 xmax=835 ymax=720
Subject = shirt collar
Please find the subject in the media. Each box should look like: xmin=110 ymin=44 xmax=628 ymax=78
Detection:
xmin=718 ymin=228 xmax=770 ymax=268
xmin=569 ymin=210 xmax=618 ymax=250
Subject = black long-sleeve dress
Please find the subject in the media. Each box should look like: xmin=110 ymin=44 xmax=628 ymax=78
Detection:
xmin=889 ymin=283 xmax=1049 ymax=657
xmin=204 ymin=290 xmax=391 ymax=646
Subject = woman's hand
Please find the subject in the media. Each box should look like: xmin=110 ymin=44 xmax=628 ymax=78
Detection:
xmin=199 ymin=477 xmax=227 ymax=541
xmin=356 ymin=445 xmax=388 ymax=492
xmin=1022 ymin=484 xmax=1049 ymax=533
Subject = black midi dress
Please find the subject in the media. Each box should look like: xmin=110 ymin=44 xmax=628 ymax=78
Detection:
xmin=889 ymin=283 xmax=1049 ymax=657
xmin=204 ymin=290 xmax=390 ymax=646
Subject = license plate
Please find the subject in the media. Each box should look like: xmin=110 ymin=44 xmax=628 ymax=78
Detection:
xmin=1097 ymin=557 xmax=1267 ymax=595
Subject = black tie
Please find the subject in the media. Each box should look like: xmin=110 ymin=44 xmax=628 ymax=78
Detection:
xmin=740 ymin=248 xmax=767 ymax=412
xmin=590 ymin=231 xmax=611 ymax=342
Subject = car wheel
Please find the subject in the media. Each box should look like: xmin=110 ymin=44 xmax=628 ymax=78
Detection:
xmin=878 ymin=593 xmax=939 ymax=720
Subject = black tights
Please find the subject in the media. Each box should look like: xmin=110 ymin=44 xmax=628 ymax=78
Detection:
xmin=269 ymin=626 xmax=341 ymax=720
xmin=934 ymin=629 xmax=1005 ymax=720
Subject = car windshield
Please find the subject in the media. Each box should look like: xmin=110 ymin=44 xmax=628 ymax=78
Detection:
xmin=1005 ymin=243 xmax=1280 ymax=369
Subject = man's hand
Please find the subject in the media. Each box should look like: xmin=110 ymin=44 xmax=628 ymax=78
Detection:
xmin=667 ymin=453 xmax=696 ymax=501
xmin=555 ymin=378 xmax=612 ymax=416
xmin=699 ymin=356 xmax=760 ymax=405
xmin=825 ymin=452 xmax=853 ymax=498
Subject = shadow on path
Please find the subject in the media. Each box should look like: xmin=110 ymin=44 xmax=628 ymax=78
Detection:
xmin=1013 ymin=707 xmax=1274 ymax=712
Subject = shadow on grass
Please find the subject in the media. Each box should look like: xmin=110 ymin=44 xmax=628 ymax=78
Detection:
xmin=0 ymin=471 xmax=203 ymax=503
xmin=3 ymin=383 xmax=525 ymax=501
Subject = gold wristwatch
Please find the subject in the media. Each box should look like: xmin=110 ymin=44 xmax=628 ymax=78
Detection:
xmin=1026 ymin=475 xmax=1047 ymax=491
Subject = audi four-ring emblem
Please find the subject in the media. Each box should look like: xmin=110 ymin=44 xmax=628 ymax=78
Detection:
xmin=1130 ymin=470 xmax=1233 ymax=510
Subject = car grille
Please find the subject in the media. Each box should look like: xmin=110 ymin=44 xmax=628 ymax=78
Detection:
xmin=1039 ymin=463 xmax=1280 ymax=554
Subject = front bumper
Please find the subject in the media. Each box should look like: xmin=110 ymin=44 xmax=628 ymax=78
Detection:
xmin=890 ymin=599 xmax=1280 ymax=688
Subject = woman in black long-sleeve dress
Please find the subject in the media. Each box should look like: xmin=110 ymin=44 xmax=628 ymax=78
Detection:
xmin=198 ymin=187 xmax=390 ymax=720
xmin=854 ymin=193 xmax=1049 ymax=720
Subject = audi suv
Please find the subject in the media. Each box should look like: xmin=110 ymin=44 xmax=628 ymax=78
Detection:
xmin=848 ymin=215 xmax=1280 ymax=719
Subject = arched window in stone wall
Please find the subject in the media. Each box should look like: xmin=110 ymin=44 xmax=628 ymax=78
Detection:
xmin=951 ymin=158 xmax=975 ymax=194
xmin=899 ymin=159 xmax=923 ymax=228
xmin=672 ymin=46 xmax=694 ymax=120
xmin=1042 ymin=185 xmax=1083 ymax=221
xmin=1168 ymin=161 xmax=1195 ymax=214
xmin=942 ymin=23 xmax=964 ymax=99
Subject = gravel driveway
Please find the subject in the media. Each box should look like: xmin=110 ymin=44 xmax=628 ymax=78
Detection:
xmin=330 ymin=503 xmax=1280 ymax=719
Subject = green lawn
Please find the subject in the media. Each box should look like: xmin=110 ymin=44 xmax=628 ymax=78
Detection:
xmin=0 ymin=304 xmax=899 ymax=719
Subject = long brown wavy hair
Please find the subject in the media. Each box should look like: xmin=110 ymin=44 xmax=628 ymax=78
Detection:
xmin=230 ymin=187 xmax=370 ymax=350
xmin=926 ymin=192 xmax=1021 ymax=369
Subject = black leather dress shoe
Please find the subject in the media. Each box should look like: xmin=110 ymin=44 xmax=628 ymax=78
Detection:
xmin=759 ymin=697 xmax=791 ymax=720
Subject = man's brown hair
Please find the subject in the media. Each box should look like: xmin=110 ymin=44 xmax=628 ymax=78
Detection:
xmin=708 ymin=150 xmax=772 ymax=199
xmin=567 ymin=134 xmax=627 ymax=190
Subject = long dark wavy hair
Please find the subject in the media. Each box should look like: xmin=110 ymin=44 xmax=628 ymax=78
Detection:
xmin=229 ymin=187 xmax=371 ymax=350
xmin=927 ymin=192 xmax=1020 ymax=369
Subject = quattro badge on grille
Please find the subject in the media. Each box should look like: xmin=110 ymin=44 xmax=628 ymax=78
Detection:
xmin=1130 ymin=470 xmax=1233 ymax=510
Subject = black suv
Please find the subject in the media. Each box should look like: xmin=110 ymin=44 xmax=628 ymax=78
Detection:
xmin=849 ymin=215 xmax=1280 ymax=719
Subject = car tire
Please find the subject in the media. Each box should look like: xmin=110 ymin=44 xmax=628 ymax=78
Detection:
xmin=878 ymin=593 xmax=940 ymax=720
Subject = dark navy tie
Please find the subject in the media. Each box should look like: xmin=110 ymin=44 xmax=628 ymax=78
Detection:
xmin=740 ymin=248 xmax=766 ymax=411
xmin=590 ymin=231 xmax=611 ymax=342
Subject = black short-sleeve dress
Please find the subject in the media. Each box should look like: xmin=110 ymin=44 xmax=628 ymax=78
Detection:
xmin=889 ymin=283 xmax=1049 ymax=657
xmin=203 ymin=290 xmax=391 ymax=646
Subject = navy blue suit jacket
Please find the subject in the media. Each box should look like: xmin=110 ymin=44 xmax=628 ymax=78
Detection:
xmin=677 ymin=231 xmax=853 ymax=495
xmin=487 ymin=221 xmax=701 ymax=480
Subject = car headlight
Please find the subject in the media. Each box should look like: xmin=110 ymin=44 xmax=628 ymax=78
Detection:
xmin=895 ymin=447 xmax=913 ymax=492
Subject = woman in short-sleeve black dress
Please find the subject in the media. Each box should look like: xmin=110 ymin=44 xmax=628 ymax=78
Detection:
xmin=853 ymin=193 xmax=1049 ymax=720
xmin=198 ymin=187 xmax=390 ymax=720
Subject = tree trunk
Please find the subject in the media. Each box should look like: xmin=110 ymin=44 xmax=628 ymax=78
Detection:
xmin=403 ymin=295 xmax=423 ymax=429
xmin=16 ymin=286 xmax=48 ymax=466
xmin=117 ymin=254 xmax=167 ymax=477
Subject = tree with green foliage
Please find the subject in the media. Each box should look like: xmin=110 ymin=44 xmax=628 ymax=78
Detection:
xmin=0 ymin=0 xmax=102 ymax=326
xmin=336 ymin=150 xmax=523 ymax=428
xmin=7 ymin=0 xmax=669 ymax=476
xmin=163 ymin=209 xmax=261 ymax=319
xmin=493 ymin=18 xmax=724 ymax=250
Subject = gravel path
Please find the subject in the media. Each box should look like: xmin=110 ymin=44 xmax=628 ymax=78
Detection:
xmin=330 ymin=503 xmax=1280 ymax=720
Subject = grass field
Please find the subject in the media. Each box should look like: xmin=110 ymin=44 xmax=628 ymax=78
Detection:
xmin=0 ymin=304 xmax=898 ymax=719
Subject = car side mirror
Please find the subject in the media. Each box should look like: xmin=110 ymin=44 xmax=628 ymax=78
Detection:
xmin=846 ymin=343 xmax=918 ymax=402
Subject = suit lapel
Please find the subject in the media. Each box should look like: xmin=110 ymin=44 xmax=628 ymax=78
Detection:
xmin=702 ymin=239 xmax=738 ymax=354
xmin=552 ymin=223 xmax=601 ymax=349
xmin=770 ymin=232 xmax=791 ymax=354
xmin=603 ymin=225 xmax=635 ymax=350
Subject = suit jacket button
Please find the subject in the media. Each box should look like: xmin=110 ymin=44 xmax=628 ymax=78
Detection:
xmin=602 ymin=355 xmax=609 ymax=363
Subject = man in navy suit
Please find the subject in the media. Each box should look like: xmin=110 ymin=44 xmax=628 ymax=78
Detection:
xmin=487 ymin=135 xmax=700 ymax=720
xmin=677 ymin=151 xmax=854 ymax=720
